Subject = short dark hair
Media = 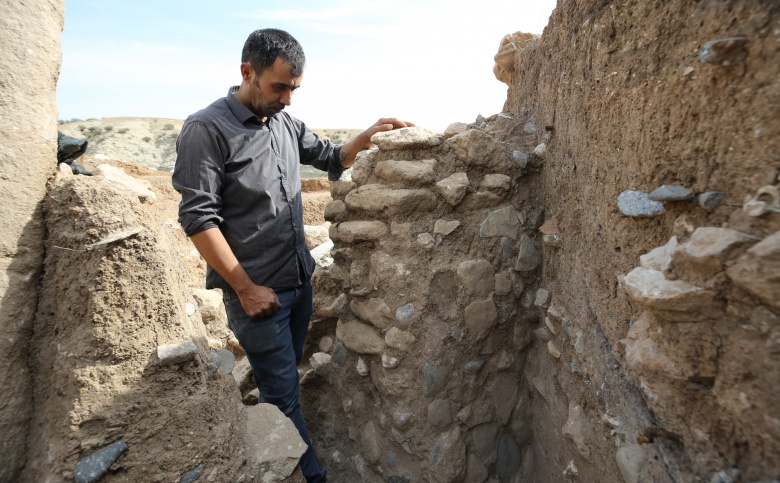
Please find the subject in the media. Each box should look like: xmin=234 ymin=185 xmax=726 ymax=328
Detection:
xmin=242 ymin=29 xmax=305 ymax=77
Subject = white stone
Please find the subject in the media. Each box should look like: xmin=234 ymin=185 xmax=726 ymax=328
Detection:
xmin=619 ymin=267 xmax=717 ymax=322
xmin=356 ymin=357 xmax=370 ymax=376
xmin=385 ymin=327 xmax=415 ymax=350
xmin=304 ymin=224 xmax=330 ymax=249
xmin=435 ymin=172 xmax=469 ymax=206
xmin=371 ymin=126 xmax=443 ymax=150
xmin=242 ymin=404 xmax=307 ymax=480
xmin=375 ymin=159 xmax=437 ymax=185
xmin=433 ymin=219 xmax=461 ymax=237
xmin=95 ymin=164 xmax=157 ymax=204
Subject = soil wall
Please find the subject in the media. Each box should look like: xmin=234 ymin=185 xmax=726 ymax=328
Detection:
xmin=501 ymin=1 xmax=780 ymax=481
xmin=0 ymin=1 xmax=64 ymax=480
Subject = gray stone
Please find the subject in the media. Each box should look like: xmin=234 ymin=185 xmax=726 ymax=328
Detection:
xmin=331 ymin=341 xmax=347 ymax=366
xmin=179 ymin=463 xmax=206 ymax=483
xmin=212 ymin=349 xmax=236 ymax=375
xmin=323 ymin=199 xmax=346 ymax=221
xmin=429 ymin=426 xmax=466 ymax=483
xmin=547 ymin=341 xmax=561 ymax=358
xmin=495 ymin=432 xmax=521 ymax=481
xmin=457 ymin=259 xmax=495 ymax=298
xmin=74 ymin=439 xmax=128 ymax=483
xmin=534 ymin=288 xmax=551 ymax=307
xmin=640 ymin=236 xmax=678 ymax=273
xmin=336 ymin=319 xmax=385 ymax=354
xmin=310 ymin=352 xmax=332 ymax=373
xmin=232 ymin=357 xmax=254 ymax=391
xmin=350 ymin=297 xmax=395 ymax=329
xmin=616 ymin=444 xmax=648 ymax=483
xmin=698 ymin=191 xmax=726 ymax=211
xmin=157 ymin=340 xmax=198 ymax=366
xmin=393 ymin=412 xmax=414 ymax=429
xmin=727 ymin=231 xmax=780 ymax=310
xmin=447 ymin=129 xmax=512 ymax=171
xmin=464 ymin=299 xmax=497 ymax=340
xmin=330 ymin=180 xmax=356 ymax=198
xmin=471 ymin=423 xmax=499 ymax=464
xmin=480 ymin=206 xmax=523 ymax=239
xmin=618 ymin=190 xmax=665 ymax=217
xmin=710 ymin=468 xmax=742 ymax=483
xmin=434 ymin=219 xmax=461 ymax=237
xmin=674 ymin=227 xmax=758 ymax=279
xmin=523 ymin=122 xmax=537 ymax=133
xmin=371 ymin=126 xmax=443 ymax=150
xmin=423 ymin=362 xmax=450 ymax=395
xmin=395 ymin=303 xmax=415 ymax=326
xmin=338 ymin=220 xmax=388 ymax=242
xmin=375 ymin=159 xmax=437 ymax=185
xmin=417 ymin=232 xmax=436 ymax=249
xmin=512 ymin=151 xmax=528 ymax=168
xmin=382 ymin=353 xmax=400 ymax=369
xmin=360 ymin=421 xmax=382 ymax=464
xmin=243 ymin=404 xmax=307 ymax=480
xmin=385 ymin=327 xmax=416 ymax=351
xmin=456 ymin=191 xmax=502 ymax=211
xmin=620 ymin=267 xmax=718 ymax=322
xmin=648 ymin=184 xmax=695 ymax=201
xmin=436 ymin=172 xmax=469 ymax=206
xmin=515 ymin=234 xmax=541 ymax=271
xmin=699 ymin=37 xmax=748 ymax=66
xmin=495 ymin=272 xmax=512 ymax=296
xmin=464 ymin=358 xmax=485 ymax=374
xmin=427 ymin=399 xmax=454 ymax=428
xmin=479 ymin=174 xmax=511 ymax=195
xmin=533 ymin=327 xmax=553 ymax=342
xmin=443 ymin=122 xmax=468 ymax=139
xmin=562 ymin=402 xmax=591 ymax=461
xmin=533 ymin=143 xmax=547 ymax=158
xmin=345 ymin=184 xmax=437 ymax=216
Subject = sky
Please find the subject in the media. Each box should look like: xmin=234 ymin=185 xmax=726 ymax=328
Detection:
xmin=57 ymin=0 xmax=556 ymax=132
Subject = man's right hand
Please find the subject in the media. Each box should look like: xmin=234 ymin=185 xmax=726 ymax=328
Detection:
xmin=236 ymin=283 xmax=281 ymax=318
xmin=189 ymin=228 xmax=282 ymax=318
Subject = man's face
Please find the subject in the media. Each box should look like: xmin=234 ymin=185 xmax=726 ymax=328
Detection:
xmin=244 ymin=57 xmax=302 ymax=120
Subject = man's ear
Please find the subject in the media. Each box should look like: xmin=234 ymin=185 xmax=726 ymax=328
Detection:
xmin=240 ymin=62 xmax=254 ymax=83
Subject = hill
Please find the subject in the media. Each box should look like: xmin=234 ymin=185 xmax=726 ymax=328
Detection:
xmin=58 ymin=117 xmax=362 ymax=176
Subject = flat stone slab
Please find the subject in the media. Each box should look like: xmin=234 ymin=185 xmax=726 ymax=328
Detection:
xmin=74 ymin=439 xmax=128 ymax=483
xmin=618 ymin=190 xmax=665 ymax=217
xmin=345 ymin=184 xmax=437 ymax=216
xmin=157 ymin=340 xmax=198 ymax=366
xmin=371 ymin=126 xmax=443 ymax=150
xmin=648 ymin=184 xmax=694 ymax=201
xmin=242 ymin=403 xmax=307 ymax=480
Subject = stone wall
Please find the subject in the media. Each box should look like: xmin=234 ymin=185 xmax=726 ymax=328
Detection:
xmin=0 ymin=1 xmax=64 ymax=479
xmin=303 ymin=119 xmax=546 ymax=482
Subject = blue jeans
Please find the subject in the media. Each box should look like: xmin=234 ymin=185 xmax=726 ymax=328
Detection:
xmin=223 ymin=284 xmax=327 ymax=482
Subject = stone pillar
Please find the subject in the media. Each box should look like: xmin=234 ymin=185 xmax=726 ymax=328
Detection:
xmin=0 ymin=1 xmax=64 ymax=479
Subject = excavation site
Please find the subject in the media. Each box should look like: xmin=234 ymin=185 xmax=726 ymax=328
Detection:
xmin=1 ymin=1 xmax=778 ymax=482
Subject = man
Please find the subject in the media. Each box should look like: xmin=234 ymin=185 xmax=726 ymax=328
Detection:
xmin=172 ymin=28 xmax=412 ymax=482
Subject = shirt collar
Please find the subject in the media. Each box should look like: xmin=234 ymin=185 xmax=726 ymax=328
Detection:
xmin=226 ymin=86 xmax=263 ymax=126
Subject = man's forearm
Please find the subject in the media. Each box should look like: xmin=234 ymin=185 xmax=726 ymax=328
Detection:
xmin=189 ymin=227 xmax=253 ymax=293
xmin=189 ymin=227 xmax=280 ymax=317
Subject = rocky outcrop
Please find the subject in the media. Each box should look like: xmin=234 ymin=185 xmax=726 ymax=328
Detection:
xmin=0 ymin=1 xmax=64 ymax=479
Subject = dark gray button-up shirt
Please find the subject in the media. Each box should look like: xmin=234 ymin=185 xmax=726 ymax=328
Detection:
xmin=172 ymin=86 xmax=345 ymax=291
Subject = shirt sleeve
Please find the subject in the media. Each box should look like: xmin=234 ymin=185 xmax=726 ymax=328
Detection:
xmin=295 ymin=119 xmax=346 ymax=181
xmin=172 ymin=120 xmax=227 ymax=236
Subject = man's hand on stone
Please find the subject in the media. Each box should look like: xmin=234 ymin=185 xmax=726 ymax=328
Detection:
xmin=237 ymin=284 xmax=281 ymax=318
